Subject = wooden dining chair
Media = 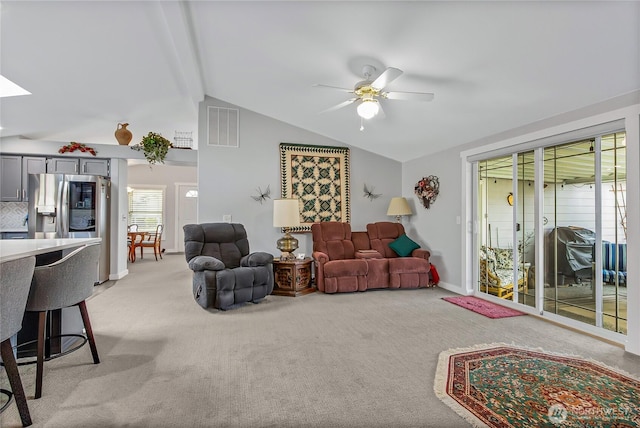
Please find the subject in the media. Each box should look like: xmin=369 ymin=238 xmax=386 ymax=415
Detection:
xmin=137 ymin=224 xmax=164 ymax=261
xmin=127 ymin=224 xmax=140 ymax=262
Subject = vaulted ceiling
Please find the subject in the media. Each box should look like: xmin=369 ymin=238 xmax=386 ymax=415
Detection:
xmin=1 ymin=1 xmax=638 ymax=162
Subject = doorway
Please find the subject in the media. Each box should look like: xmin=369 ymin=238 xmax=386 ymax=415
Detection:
xmin=474 ymin=131 xmax=627 ymax=336
xmin=175 ymin=183 xmax=198 ymax=253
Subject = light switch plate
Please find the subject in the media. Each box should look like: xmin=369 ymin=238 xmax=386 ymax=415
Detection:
xmin=223 ymin=215 xmax=232 ymax=223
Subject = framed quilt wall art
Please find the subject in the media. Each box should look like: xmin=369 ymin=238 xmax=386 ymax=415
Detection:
xmin=279 ymin=143 xmax=351 ymax=232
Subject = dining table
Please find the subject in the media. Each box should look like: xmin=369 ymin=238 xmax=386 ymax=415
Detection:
xmin=127 ymin=231 xmax=146 ymax=262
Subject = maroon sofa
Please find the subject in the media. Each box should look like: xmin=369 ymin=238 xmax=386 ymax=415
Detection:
xmin=311 ymin=221 xmax=432 ymax=293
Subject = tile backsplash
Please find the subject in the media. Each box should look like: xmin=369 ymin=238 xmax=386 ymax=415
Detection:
xmin=0 ymin=202 xmax=28 ymax=231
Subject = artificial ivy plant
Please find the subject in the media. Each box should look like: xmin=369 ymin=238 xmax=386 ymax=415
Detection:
xmin=131 ymin=132 xmax=172 ymax=165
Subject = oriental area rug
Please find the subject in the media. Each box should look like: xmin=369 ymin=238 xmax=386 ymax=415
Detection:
xmin=434 ymin=344 xmax=640 ymax=427
xmin=442 ymin=296 xmax=525 ymax=319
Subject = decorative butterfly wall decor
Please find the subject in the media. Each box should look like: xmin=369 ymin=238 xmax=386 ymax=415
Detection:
xmin=251 ymin=185 xmax=271 ymax=204
xmin=363 ymin=184 xmax=381 ymax=201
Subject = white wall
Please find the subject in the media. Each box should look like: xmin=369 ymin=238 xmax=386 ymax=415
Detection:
xmin=196 ymin=96 xmax=401 ymax=258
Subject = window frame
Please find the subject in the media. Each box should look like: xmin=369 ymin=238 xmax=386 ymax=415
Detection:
xmin=127 ymin=184 xmax=166 ymax=233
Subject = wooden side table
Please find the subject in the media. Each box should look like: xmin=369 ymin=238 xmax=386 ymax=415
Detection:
xmin=272 ymin=257 xmax=315 ymax=297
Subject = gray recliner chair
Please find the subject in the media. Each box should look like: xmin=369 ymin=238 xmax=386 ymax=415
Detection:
xmin=183 ymin=223 xmax=274 ymax=310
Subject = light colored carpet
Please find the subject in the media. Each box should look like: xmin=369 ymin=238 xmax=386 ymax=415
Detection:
xmin=2 ymin=254 xmax=639 ymax=427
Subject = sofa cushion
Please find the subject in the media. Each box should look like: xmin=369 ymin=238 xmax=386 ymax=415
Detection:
xmin=388 ymin=257 xmax=430 ymax=274
xmin=367 ymin=222 xmax=406 ymax=258
xmin=492 ymin=247 xmax=513 ymax=270
xmin=388 ymin=234 xmax=420 ymax=257
xmin=311 ymin=222 xmax=356 ymax=260
xmin=323 ymin=259 xmax=368 ymax=277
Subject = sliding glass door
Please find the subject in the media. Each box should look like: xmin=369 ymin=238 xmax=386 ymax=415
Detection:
xmin=543 ymin=140 xmax=597 ymax=326
xmin=600 ymin=132 xmax=627 ymax=334
xmin=475 ymin=131 xmax=627 ymax=336
xmin=516 ymin=151 xmax=535 ymax=308
xmin=478 ymin=155 xmax=519 ymax=301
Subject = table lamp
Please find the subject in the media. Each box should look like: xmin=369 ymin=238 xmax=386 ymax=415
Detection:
xmin=273 ymin=198 xmax=300 ymax=260
xmin=387 ymin=197 xmax=412 ymax=222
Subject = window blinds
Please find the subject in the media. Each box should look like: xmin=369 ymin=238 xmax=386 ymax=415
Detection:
xmin=128 ymin=188 xmax=163 ymax=232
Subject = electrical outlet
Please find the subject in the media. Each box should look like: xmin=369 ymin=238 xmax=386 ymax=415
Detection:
xmin=223 ymin=215 xmax=232 ymax=223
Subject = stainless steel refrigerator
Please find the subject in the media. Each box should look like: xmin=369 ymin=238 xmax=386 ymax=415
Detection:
xmin=28 ymin=173 xmax=110 ymax=283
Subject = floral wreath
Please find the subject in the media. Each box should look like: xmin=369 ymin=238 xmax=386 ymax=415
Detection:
xmin=58 ymin=142 xmax=97 ymax=156
xmin=414 ymin=175 xmax=439 ymax=209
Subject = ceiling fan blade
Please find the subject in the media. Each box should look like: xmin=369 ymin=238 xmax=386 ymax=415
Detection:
xmin=371 ymin=67 xmax=403 ymax=91
xmin=319 ymin=98 xmax=358 ymax=114
xmin=312 ymin=83 xmax=354 ymax=93
xmin=384 ymin=91 xmax=435 ymax=102
xmin=376 ymin=102 xmax=386 ymax=119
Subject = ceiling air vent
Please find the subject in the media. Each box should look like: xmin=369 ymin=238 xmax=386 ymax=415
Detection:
xmin=207 ymin=106 xmax=239 ymax=148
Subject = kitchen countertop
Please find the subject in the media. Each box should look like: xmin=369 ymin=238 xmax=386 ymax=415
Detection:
xmin=0 ymin=238 xmax=101 ymax=262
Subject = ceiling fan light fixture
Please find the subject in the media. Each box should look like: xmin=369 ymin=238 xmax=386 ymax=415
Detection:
xmin=357 ymin=99 xmax=379 ymax=119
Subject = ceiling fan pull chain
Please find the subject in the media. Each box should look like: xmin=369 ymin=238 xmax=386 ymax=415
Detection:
xmin=360 ymin=116 xmax=364 ymax=131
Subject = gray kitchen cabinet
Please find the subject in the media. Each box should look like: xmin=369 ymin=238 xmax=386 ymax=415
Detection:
xmin=80 ymin=158 xmax=109 ymax=176
xmin=46 ymin=157 xmax=109 ymax=177
xmin=47 ymin=157 xmax=80 ymax=174
xmin=1 ymin=155 xmax=23 ymax=201
xmin=1 ymin=156 xmax=109 ymax=202
xmin=22 ymin=157 xmax=47 ymax=202
xmin=1 ymin=232 xmax=28 ymax=239
xmin=0 ymin=155 xmax=46 ymax=201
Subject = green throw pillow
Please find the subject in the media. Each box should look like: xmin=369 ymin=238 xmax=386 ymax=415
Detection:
xmin=388 ymin=234 xmax=420 ymax=257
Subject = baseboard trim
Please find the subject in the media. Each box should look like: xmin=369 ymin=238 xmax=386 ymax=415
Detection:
xmin=436 ymin=281 xmax=470 ymax=295
xmin=109 ymin=270 xmax=129 ymax=280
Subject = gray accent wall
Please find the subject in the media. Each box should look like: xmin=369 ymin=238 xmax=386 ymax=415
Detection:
xmin=197 ymin=96 xmax=401 ymax=258
xmin=404 ymin=147 xmax=462 ymax=289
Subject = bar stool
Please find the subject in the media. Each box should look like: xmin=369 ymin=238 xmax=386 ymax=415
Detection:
xmin=25 ymin=243 xmax=101 ymax=399
xmin=1 ymin=256 xmax=36 ymax=427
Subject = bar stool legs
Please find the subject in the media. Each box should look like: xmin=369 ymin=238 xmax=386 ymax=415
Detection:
xmin=32 ymin=300 xmax=100 ymax=399
xmin=0 ymin=339 xmax=32 ymax=426
xmin=34 ymin=312 xmax=46 ymax=399
xmin=78 ymin=301 xmax=100 ymax=364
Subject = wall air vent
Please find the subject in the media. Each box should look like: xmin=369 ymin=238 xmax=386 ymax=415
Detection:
xmin=207 ymin=106 xmax=239 ymax=148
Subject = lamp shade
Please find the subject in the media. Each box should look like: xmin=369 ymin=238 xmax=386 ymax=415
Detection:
xmin=357 ymin=100 xmax=379 ymax=119
xmin=387 ymin=197 xmax=412 ymax=217
xmin=273 ymin=199 xmax=300 ymax=228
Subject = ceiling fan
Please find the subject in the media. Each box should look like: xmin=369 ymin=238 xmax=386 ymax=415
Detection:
xmin=313 ymin=65 xmax=434 ymax=122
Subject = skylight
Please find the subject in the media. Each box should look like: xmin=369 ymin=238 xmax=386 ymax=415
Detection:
xmin=0 ymin=75 xmax=31 ymax=97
